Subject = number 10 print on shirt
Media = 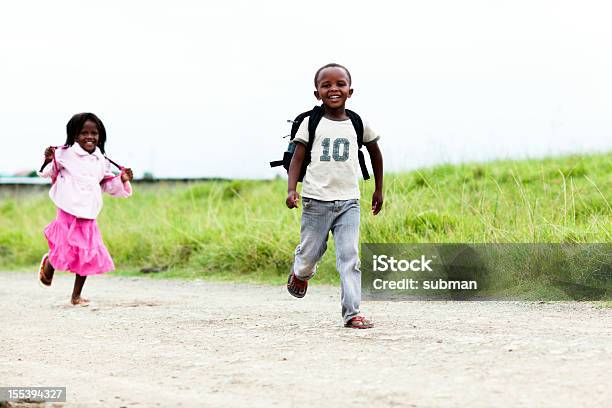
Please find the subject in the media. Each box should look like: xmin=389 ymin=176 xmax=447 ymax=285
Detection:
xmin=320 ymin=138 xmax=350 ymax=162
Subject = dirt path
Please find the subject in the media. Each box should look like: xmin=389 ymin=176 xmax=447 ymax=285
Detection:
xmin=0 ymin=272 xmax=610 ymax=408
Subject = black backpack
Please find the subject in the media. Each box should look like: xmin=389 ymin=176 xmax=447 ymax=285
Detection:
xmin=269 ymin=105 xmax=370 ymax=182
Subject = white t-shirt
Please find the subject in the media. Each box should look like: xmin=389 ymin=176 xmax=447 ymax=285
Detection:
xmin=294 ymin=116 xmax=379 ymax=201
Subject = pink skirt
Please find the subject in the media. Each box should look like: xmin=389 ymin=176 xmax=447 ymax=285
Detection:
xmin=44 ymin=208 xmax=115 ymax=276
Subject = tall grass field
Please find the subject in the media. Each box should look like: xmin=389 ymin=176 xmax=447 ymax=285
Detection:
xmin=1 ymin=153 xmax=610 ymax=298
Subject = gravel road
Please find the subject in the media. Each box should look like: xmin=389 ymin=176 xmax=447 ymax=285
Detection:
xmin=1 ymin=272 xmax=610 ymax=408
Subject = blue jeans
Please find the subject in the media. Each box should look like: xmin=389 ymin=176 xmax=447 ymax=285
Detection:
xmin=292 ymin=198 xmax=361 ymax=323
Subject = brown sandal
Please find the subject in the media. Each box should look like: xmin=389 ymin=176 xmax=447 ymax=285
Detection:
xmin=287 ymin=271 xmax=308 ymax=298
xmin=38 ymin=253 xmax=52 ymax=286
xmin=345 ymin=315 xmax=374 ymax=329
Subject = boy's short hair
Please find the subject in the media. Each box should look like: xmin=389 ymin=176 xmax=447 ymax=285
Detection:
xmin=314 ymin=63 xmax=352 ymax=87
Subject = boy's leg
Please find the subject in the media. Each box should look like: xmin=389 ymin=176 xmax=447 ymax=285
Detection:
xmin=331 ymin=199 xmax=363 ymax=323
xmin=292 ymin=198 xmax=334 ymax=281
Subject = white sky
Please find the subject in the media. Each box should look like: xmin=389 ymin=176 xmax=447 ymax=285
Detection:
xmin=1 ymin=0 xmax=611 ymax=178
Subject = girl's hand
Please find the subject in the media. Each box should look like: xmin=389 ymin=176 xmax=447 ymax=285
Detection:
xmin=286 ymin=190 xmax=300 ymax=209
xmin=44 ymin=146 xmax=55 ymax=161
xmin=121 ymin=168 xmax=134 ymax=182
xmin=372 ymin=190 xmax=383 ymax=215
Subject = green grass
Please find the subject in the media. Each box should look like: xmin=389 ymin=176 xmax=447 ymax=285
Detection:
xmin=1 ymin=153 xmax=610 ymax=295
xmin=598 ymin=300 xmax=612 ymax=308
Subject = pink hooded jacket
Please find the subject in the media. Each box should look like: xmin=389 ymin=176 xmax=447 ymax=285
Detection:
xmin=38 ymin=144 xmax=132 ymax=219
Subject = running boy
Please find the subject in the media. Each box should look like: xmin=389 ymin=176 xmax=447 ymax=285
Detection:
xmin=286 ymin=63 xmax=383 ymax=329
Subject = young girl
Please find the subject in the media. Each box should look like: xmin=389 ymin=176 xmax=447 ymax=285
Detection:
xmin=37 ymin=112 xmax=133 ymax=305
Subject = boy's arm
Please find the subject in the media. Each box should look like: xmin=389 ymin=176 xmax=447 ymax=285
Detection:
xmin=365 ymin=142 xmax=383 ymax=215
xmin=286 ymin=143 xmax=306 ymax=209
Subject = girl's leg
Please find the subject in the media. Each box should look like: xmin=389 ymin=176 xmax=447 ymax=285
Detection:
xmin=71 ymin=274 xmax=89 ymax=305
xmin=42 ymin=258 xmax=55 ymax=284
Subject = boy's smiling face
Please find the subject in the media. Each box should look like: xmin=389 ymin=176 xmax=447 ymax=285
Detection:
xmin=314 ymin=67 xmax=353 ymax=110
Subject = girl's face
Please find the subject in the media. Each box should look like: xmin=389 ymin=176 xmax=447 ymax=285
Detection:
xmin=76 ymin=120 xmax=99 ymax=153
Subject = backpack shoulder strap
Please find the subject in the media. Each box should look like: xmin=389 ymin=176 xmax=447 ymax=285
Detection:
xmin=290 ymin=110 xmax=312 ymax=140
xmin=306 ymin=105 xmax=325 ymax=151
xmin=345 ymin=109 xmax=370 ymax=180
xmin=290 ymin=105 xmax=325 ymax=151
xmin=346 ymin=109 xmax=364 ymax=148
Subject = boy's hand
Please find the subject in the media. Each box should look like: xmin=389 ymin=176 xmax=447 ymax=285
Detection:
xmin=286 ymin=190 xmax=300 ymax=209
xmin=365 ymin=141 xmax=384 ymax=215
xmin=44 ymin=146 xmax=55 ymax=161
xmin=372 ymin=190 xmax=383 ymax=215
xmin=121 ymin=168 xmax=134 ymax=182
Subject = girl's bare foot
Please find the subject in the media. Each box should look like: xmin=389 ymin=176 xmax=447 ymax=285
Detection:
xmin=71 ymin=297 xmax=90 ymax=306
xmin=71 ymin=274 xmax=88 ymax=305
